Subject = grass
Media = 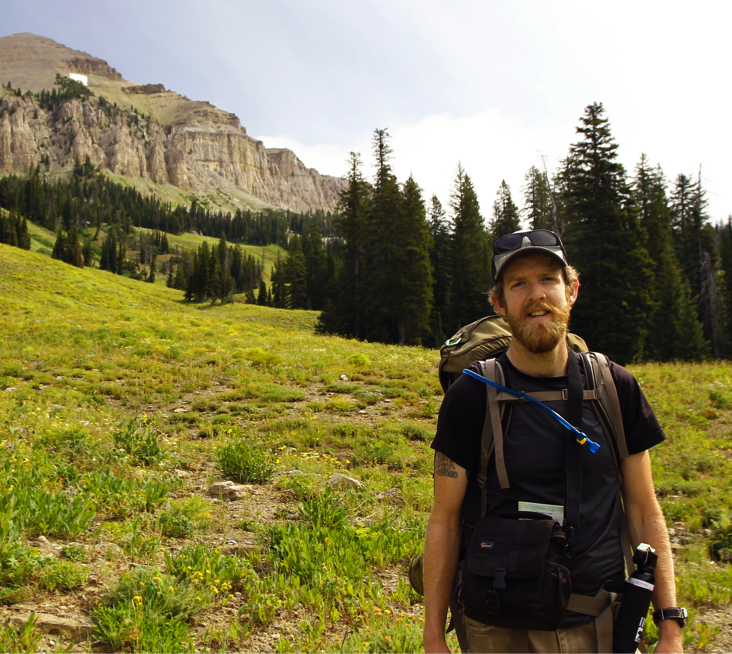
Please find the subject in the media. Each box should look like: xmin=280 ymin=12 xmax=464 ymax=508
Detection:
xmin=0 ymin=242 xmax=731 ymax=652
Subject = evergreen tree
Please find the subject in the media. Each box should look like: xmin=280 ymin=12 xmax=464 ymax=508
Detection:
xmin=522 ymin=166 xmax=555 ymax=231
xmin=718 ymin=217 xmax=732 ymax=346
xmin=173 ymin=263 xmax=186 ymax=290
xmin=428 ymin=195 xmax=453 ymax=346
xmin=632 ymin=155 xmax=708 ymax=360
xmin=146 ymin=257 xmax=156 ymax=283
xmin=490 ymin=180 xmax=521 ymax=239
xmin=561 ymin=102 xmax=654 ymax=363
xmin=671 ymin=172 xmax=726 ymax=355
xmin=327 ymin=152 xmax=371 ymax=337
xmin=302 ymin=222 xmax=327 ymax=310
xmin=52 ymin=227 xmax=83 ymax=268
xmin=284 ymin=236 xmax=309 ymax=309
xmin=257 ymin=280 xmax=268 ymax=306
xmin=82 ymin=237 xmax=93 ymax=266
xmin=361 ymin=129 xmax=405 ymax=342
xmin=449 ymin=163 xmax=490 ymax=330
xmin=245 ymin=287 xmax=256 ymax=304
xmin=391 ymin=175 xmax=433 ymax=344
xmin=271 ymin=258 xmax=287 ymax=308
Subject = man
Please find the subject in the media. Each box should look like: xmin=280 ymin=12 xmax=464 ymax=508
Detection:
xmin=423 ymin=230 xmax=684 ymax=653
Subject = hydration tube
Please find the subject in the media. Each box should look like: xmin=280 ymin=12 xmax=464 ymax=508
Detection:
xmin=461 ymin=368 xmax=601 ymax=454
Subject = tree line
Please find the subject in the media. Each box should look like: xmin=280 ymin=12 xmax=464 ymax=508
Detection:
xmin=0 ymin=211 xmax=30 ymax=250
xmin=165 ymin=235 xmax=264 ymax=304
xmin=0 ymin=169 xmax=335 ymax=248
xmin=275 ymin=108 xmax=731 ymax=363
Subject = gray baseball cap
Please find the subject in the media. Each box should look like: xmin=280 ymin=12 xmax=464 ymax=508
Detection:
xmin=492 ymin=229 xmax=568 ymax=280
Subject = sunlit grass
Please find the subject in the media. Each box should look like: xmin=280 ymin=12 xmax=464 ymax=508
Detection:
xmin=1 ymin=242 xmax=730 ymax=652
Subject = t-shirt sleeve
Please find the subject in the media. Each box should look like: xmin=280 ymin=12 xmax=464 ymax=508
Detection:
xmin=430 ymin=373 xmax=486 ymax=473
xmin=609 ymin=361 xmax=666 ymax=454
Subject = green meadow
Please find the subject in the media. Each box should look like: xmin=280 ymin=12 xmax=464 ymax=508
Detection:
xmin=0 ymin=243 xmax=731 ymax=652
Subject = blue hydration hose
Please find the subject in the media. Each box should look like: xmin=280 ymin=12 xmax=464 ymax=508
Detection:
xmin=462 ymin=368 xmax=601 ymax=454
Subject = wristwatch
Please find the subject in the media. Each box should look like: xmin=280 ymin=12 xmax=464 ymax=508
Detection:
xmin=652 ymin=607 xmax=688 ymax=628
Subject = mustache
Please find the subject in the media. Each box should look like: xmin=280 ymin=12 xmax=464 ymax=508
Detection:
xmin=524 ymin=301 xmax=558 ymax=315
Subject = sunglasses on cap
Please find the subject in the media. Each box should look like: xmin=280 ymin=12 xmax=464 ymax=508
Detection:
xmin=491 ymin=229 xmax=568 ymax=279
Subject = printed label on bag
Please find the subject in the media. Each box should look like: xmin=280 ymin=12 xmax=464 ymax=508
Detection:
xmin=628 ymin=577 xmax=655 ymax=591
xmin=518 ymin=501 xmax=564 ymax=522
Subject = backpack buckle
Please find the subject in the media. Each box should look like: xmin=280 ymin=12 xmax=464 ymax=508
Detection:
xmin=486 ymin=589 xmax=501 ymax=610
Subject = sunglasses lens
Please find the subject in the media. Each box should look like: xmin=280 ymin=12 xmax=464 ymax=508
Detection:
xmin=494 ymin=234 xmax=524 ymax=253
xmin=528 ymin=231 xmax=559 ymax=246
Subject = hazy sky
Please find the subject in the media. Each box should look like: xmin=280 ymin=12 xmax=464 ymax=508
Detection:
xmin=4 ymin=1 xmax=731 ymax=221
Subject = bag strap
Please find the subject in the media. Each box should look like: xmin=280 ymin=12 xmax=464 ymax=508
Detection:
xmin=586 ymin=352 xmax=629 ymax=459
xmin=478 ymin=359 xmax=510 ymax=504
xmin=580 ymin=353 xmax=636 ymax=577
xmin=564 ymin=352 xmax=584 ymax=547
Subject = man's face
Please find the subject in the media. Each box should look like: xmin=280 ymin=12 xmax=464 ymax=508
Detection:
xmin=493 ymin=254 xmax=578 ymax=354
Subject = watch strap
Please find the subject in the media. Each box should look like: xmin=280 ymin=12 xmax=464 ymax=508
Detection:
xmin=652 ymin=607 xmax=688 ymax=627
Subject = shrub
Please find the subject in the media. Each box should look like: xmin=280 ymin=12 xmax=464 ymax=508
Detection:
xmin=0 ymin=612 xmax=43 ymax=653
xmin=164 ymin=543 xmax=254 ymax=590
xmin=348 ymin=353 xmax=371 ymax=367
xmin=38 ymin=560 xmax=88 ymax=591
xmin=158 ymin=509 xmax=194 ymax=539
xmin=94 ymin=568 xmax=200 ymax=653
xmin=113 ymin=418 xmax=164 ymax=466
xmin=217 ymin=440 xmax=274 ymax=484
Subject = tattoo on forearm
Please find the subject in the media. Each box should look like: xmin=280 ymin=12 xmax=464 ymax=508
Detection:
xmin=435 ymin=452 xmax=458 ymax=478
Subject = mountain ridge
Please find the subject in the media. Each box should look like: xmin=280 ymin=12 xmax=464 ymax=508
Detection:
xmin=0 ymin=33 xmax=344 ymax=213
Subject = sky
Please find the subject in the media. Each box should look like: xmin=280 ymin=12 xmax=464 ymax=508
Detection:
xmin=4 ymin=0 xmax=731 ymax=221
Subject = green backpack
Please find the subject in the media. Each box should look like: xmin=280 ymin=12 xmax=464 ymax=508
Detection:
xmin=437 ymin=314 xmax=590 ymax=392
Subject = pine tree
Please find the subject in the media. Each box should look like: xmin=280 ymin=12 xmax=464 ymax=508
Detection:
xmin=561 ymin=103 xmax=654 ymax=363
xmin=522 ymin=166 xmax=556 ymax=231
xmin=302 ymin=222 xmax=327 ymax=310
xmin=391 ymin=175 xmax=433 ymax=344
xmin=449 ymin=164 xmax=490 ymax=330
xmin=671 ymin=172 xmax=726 ymax=355
xmin=330 ymin=152 xmax=371 ymax=337
xmin=632 ymin=155 xmax=708 ymax=360
xmin=361 ymin=129 xmax=404 ymax=342
xmin=428 ymin=195 xmax=453 ymax=346
xmin=271 ymin=257 xmax=287 ymax=308
xmin=490 ymin=180 xmax=521 ymax=239
xmin=284 ymin=236 xmax=309 ymax=309
xmin=257 ymin=280 xmax=268 ymax=306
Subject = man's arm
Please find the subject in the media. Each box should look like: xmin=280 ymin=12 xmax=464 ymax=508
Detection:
xmin=622 ymin=451 xmax=683 ymax=654
xmin=423 ymin=452 xmax=468 ymax=654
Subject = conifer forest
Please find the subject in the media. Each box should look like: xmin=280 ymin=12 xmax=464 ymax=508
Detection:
xmin=1 ymin=102 xmax=731 ymax=365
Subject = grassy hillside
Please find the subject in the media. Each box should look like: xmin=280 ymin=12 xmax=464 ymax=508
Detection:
xmin=22 ymin=218 xmax=285 ymax=283
xmin=0 ymin=244 xmax=730 ymax=652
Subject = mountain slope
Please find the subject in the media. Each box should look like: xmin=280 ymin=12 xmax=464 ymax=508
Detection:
xmin=0 ymin=33 xmax=344 ymax=213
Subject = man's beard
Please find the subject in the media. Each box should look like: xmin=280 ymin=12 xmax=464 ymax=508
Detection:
xmin=505 ymin=300 xmax=571 ymax=354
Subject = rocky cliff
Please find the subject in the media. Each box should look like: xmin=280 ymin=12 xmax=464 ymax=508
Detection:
xmin=0 ymin=33 xmax=344 ymax=213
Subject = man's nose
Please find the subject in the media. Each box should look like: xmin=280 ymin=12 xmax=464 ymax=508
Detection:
xmin=526 ymin=280 xmax=547 ymax=302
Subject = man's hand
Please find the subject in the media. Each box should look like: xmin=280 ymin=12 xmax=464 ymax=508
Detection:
xmin=622 ymin=451 xmax=684 ymax=654
xmin=423 ymin=452 xmax=468 ymax=654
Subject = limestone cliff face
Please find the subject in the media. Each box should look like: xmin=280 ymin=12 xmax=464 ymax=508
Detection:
xmin=0 ymin=93 xmax=343 ymax=213
xmin=0 ymin=33 xmax=345 ymax=213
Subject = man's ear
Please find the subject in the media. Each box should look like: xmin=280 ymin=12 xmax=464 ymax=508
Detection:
xmin=567 ymin=277 xmax=580 ymax=306
xmin=491 ymin=293 xmax=507 ymax=317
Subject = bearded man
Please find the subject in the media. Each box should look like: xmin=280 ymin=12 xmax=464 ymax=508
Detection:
xmin=422 ymin=230 xmax=684 ymax=653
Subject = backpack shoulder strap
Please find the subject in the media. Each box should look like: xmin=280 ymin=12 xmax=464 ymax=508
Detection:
xmin=582 ymin=353 xmax=635 ymax=575
xmin=585 ymin=352 xmax=629 ymax=459
xmin=477 ymin=360 xmax=509 ymax=518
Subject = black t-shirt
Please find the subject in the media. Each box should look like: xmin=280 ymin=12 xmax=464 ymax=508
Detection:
xmin=431 ymin=352 xmax=665 ymax=624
